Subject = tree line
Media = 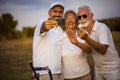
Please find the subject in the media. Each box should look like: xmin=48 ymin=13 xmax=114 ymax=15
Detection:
xmin=0 ymin=13 xmax=35 ymax=40
xmin=0 ymin=13 xmax=120 ymax=40
xmin=99 ymin=17 xmax=120 ymax=31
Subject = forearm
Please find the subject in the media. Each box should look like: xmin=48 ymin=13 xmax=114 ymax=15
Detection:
xmin=40 ymin=22 xmax=48 ymax=34
xmin=85 ymin=36 xmax=108 ymax=55
xmin=74 ymin=41 xmax=92 ymax=54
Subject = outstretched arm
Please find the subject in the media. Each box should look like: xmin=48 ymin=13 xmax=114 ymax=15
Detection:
xmin=40 ymin=19 xmax=58 ymax=34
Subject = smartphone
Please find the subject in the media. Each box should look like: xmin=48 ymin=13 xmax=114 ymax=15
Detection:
xmin=54 ymin=18 xmax=64 ymax=26
xmin=54 ymin=18 xmax=65 ymax=30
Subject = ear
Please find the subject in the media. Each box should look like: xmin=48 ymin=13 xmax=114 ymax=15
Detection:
xmin=48 ymin=11 xmax=50 ymax=17
xmin=91 ymin=13 xmax=94 ymax=18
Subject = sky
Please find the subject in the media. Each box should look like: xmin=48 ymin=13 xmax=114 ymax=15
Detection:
xmin=0 ymin=0 xmax=120 ymax=30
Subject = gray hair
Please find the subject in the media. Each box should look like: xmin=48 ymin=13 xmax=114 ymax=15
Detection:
xmin=78 ymin=5 xmax=93 ymax=14
xmin=64 ymin=10 xmax=77 ymax=19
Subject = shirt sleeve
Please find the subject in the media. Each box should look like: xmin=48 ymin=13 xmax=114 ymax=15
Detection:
xmin=33 ymin=19 xmax=46 ymax=53
xmin=98 ymin=24 xmax=109 ymax=46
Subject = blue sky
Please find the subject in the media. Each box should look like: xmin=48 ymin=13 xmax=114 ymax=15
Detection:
xmin=0 ymin=0 xmax=120 ymax=30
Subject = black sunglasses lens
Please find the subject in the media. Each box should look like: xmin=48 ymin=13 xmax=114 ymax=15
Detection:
xmin=83 ymin=15 xmax=87 ymax=18
xmin=78 ymin=14 xmax=87 ymax=20
xmin=77 ymin=16 xmax=81 ymax=19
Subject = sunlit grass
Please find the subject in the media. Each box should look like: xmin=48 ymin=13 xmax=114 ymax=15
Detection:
xmin=0 ymin=31 xmax=120 ymax=80
xmin=0 ymin=38 xmax=32 ymax=80
xmin=112 ymin=31 xmax=120 ymax=56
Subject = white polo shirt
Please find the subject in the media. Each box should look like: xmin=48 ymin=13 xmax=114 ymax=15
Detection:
xmin=33 ymin=19 xmax=63 ymax=74
xmin=90 ymin=21 xmax=120 ymax=71
xmin=62 ymin=32 xmax=90 ymax=79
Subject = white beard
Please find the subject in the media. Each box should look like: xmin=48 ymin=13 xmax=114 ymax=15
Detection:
xmin=80 ymin=19 xmax=92 ymax=28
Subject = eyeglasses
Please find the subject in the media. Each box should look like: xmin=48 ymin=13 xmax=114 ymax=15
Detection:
xmin=77 ymin=14 xmax=87 ymax=20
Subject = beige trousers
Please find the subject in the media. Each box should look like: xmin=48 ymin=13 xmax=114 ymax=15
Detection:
xmin=33 ymin=74 xmax=64 ymax=80
xmin=64 ymin=73 xmax=91 ymax=80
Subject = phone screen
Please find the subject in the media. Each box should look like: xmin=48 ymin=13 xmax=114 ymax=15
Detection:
xmin=54 ymin=18 xmax=65 ymax=30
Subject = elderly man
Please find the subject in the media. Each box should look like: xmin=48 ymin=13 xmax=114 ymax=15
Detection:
xmin=77 ymin=5 xmax=120 ymax=80
xmin=32 ymin=1 xmax=64 ymax=80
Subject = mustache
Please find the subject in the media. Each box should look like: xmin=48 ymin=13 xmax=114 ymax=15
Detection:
xmin=53 ymin=16 xmax=62 ymax=18
xmin=79 ymin=20 xmax=87 ymax=23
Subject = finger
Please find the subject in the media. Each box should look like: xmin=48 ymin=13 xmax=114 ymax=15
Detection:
xmin=50 ymin=20 xmax=58 ymax=27
xmin=48 ymin=17 xmax=52 ymax=20
xmin=77 ymin=30 xmax=83 ymax=38
xmin=79 ymin=28 xmax=84 ymax=33
xmin=46 ymin=20 xmax=58 ymax=28
xmin=66 ymin=29 xmax=71 ymax=36
xmin=77 ymin=29 xmax=82 ymax=35
xmin=66 ymin=29 xmax=75 ymax=36
xmin=53 ymin=20 xmax=58 ymax=27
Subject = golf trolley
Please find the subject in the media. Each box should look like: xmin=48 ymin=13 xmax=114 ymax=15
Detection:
xmin=28 ymin=61 xmax=53 ymax=80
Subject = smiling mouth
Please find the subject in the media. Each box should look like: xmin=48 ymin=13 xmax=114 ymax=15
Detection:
xmin=81 ymin=20 xmax=86 ymax=23
xmin=68 ymin=22 xmax=75 ymax=25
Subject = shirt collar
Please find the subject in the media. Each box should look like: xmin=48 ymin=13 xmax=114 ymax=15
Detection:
xmin=92 ymin=20 xmax=98 ymax=31
xmin=63 ymin=30 xmax=78 ymax=38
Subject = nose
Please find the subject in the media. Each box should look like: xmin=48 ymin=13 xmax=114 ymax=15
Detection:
xmin=69 ymin=19 xmax=74 ymax=23
xmin=80 ymin=16 xmax=85 ymax=21
xmin=55 ymin=12 xmax=61 ymax=17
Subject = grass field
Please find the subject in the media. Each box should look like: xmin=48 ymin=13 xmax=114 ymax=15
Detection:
xmin=0 ymin=31 xmax=120 ymax=80
xmin=0 ymin=38 xmax=32 ymax=80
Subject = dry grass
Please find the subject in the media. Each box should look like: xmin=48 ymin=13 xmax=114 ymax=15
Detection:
xmin=112 ymin=31 xmax=120 ymax=56
xmin=0 ymin=31 xmax=120 ymax=80
xmin=0 ymin=38 xmax=32 ymax=80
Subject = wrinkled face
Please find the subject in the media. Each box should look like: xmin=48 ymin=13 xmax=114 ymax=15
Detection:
xmin=78 ymin=8 xmax=93 ymax=28
xmin=49 ymin=6 xmax=64 ymax=18
xmin=65 ymin=13 xmax=77 ymax=29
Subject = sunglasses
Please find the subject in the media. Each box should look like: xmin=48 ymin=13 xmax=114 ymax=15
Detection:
xmin=77 ymin=14 xmax=87 ymax=20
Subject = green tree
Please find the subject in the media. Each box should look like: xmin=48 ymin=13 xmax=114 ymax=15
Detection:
xmin=0 ymin=13 xmax=18 ymax=40
xmin=22 ymin=27 xmax=35 ymax=38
